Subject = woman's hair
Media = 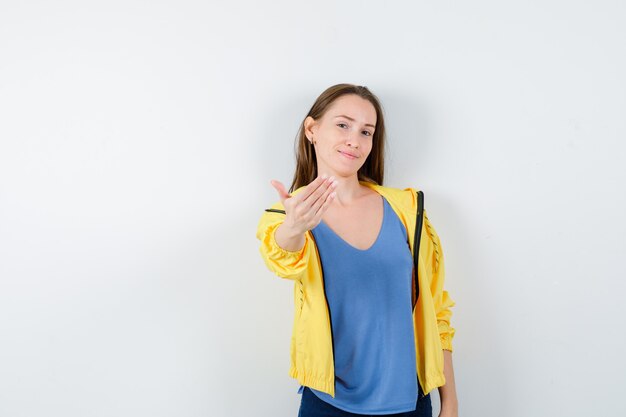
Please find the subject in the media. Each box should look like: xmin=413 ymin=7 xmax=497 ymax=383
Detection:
xmin=288 ymin=83 xmax=387 ymax=193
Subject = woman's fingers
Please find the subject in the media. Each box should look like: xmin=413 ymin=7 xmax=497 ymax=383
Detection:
xmin=301 ymin=175 xmax=334 ymax=209
xmin=314 ymin=189 xmax=336 ymax=219
xmin=271 ymin=174 xmax=337 ymax=233
xmin=310 ymin=178 xmax=337 ymax=215
xmin=295 ymin=174 xmax=328 ymax=204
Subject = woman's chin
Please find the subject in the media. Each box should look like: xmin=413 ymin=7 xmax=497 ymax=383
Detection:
xmin=331 ymin=168 xmax=362 ymax=178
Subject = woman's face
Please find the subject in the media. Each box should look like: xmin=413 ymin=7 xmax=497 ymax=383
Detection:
xmin=304 ymin=94 xmax=377 ymax=179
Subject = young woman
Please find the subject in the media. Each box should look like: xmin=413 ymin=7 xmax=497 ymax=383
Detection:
xmin=256 ymin=84 xmax=458 ymax=417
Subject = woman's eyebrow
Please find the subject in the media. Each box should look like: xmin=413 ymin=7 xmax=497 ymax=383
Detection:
xmin=333 ymin=114 xmax=376 ymax=128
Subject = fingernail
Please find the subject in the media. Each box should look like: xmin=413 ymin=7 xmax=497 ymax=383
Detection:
xmin=329 ymin=176 xmax=335 ymax=182
xmin=321 ymin=174 xmax=328 ymax=180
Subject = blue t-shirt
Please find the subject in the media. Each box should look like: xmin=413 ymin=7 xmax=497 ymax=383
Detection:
xmin=297 ymin=195 xmax=419 ymax=414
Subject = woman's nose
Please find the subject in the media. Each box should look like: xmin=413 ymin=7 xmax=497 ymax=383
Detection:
xmin=346 ymin=133 xmax=359 ymax=148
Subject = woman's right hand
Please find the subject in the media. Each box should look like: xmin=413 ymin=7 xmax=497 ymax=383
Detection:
xmin=270 ymin=174 xmax=338 ymax=237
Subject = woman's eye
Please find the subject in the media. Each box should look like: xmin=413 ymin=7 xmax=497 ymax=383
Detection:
xmin=336 ymin=123 xmax=372 ymax=136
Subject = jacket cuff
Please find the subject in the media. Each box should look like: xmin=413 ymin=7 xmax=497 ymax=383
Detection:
xmin=258 ymin=223 xmax=309 ymax=280
xmin=440 ymin=334 xmax=454 ymax=352
xmin=268 ymin=224 xmax=307 ymax=258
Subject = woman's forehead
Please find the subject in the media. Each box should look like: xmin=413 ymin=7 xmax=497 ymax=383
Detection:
xmin=324 ymin=95 xmax=377 ymax=125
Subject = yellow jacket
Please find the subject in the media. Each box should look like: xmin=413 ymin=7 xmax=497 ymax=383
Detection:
xmin=255 ymin=181 xmax=455 ymax=398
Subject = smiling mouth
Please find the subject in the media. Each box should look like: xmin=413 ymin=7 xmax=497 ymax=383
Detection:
xmin=339 ymin=151 xmax=357 ymax=159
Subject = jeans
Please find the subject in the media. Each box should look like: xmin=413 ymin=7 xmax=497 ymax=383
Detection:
xmin=297 ymin=386 xmax=432 ymax=417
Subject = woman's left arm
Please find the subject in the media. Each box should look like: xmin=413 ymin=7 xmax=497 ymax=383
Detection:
xmin=438 ymin=350 xmax=458 ymax=417
xmin=423 ymin=210 xmax=458 ymax=416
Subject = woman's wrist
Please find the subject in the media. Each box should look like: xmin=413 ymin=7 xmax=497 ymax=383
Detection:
xmin=274 ymin=223 xmax=305 ymax=252
xmin=439 ymin=398 xmax=458 ymax=417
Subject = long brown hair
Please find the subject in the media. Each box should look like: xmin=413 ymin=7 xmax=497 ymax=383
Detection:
xmin=288 ymin=83 xmax=387 ymax=193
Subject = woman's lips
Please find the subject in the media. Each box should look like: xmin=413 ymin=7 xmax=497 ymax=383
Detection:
xmin=339 ymin=150 xmax=357 ymax=160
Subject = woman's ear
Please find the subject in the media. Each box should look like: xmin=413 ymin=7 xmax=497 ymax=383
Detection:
xmin=304 ymin=116 xmax=317 ymax=142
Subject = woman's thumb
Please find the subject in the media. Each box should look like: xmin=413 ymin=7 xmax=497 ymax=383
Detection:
xmin=270 ymin=180 xmax=291 ymax=202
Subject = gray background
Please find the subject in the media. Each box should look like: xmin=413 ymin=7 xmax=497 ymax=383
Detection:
xmin=1 ymin=1 xmax=625 ymax=416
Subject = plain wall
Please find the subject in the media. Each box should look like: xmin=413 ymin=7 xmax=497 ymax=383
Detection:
xmin=1 ymin=1 xmax=625 ymax=416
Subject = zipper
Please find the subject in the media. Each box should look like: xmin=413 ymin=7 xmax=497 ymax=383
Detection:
xmin=413 ymin=190 xmax=425 ymax=399
xmin=413 ymin=190 xmax=424 ymax=310
xmin=265 ymin=208 xmax=286 ymax=214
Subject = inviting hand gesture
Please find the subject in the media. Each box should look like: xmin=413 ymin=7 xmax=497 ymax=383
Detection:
xmin=269 ymin=175 xmax=337 ymax=253
xmin=270 ymin=174 xmax=338 ymax=236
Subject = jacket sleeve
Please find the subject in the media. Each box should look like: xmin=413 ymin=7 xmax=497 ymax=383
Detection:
xmin=423 ymin=209 xmax=456 ymax=352
xmin=255 ymin=203 xmax=311 ymax=281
